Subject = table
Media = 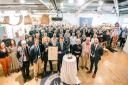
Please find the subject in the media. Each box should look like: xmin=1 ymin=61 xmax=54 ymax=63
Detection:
xmin=60 ymin=54 xmax=81 ymax=84
xmin=123 ymin=36 xmax=128 ymax=54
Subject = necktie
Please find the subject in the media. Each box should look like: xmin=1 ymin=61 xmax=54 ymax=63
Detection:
xmin=61 ymin=43 xmax=63 ymax=50
xmin=24 ymin=48 xmax=28 ymax=61
xmin=95 ymin=44 xmax=97 ymax=51
xmin=94 ymin=44 xmax=98 ymax=57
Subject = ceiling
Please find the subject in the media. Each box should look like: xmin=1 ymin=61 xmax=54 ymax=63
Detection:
xmin=0 ymin=0 xmax=128 ymax=16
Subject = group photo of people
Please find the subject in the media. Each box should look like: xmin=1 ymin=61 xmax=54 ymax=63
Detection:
xmin=0 ymin=22 xmax=128 ymax=84
xmin=0 ymin=0 xmax=128 ymax=85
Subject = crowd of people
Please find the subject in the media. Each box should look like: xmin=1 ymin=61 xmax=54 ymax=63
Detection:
xmin=0 ymin=23 xmax=128 ymax=83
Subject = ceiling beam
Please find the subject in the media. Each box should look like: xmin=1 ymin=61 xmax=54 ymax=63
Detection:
xmin=76 ymin=0 xmax=97 ymax=14
xmin=38 ymin=0 xmax=50 ymax=9
xmin=0 ymin=7 xmax=48 ymax=10
xmin=119 ymin=0 xmax=128 ymax=6
xmin=113 ymin=0 xmax=119 ymax=17
xmin=50 ymin=0 xmax=58 ymax=10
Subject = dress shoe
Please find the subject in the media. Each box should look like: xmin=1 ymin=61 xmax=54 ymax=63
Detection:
xmin=81 ymin=66 xmax=84 ymax=69
xmin=27 ymin=76 xmax=32 ymax=80
xmin=87 ymin=71 xmax=92 ymax=74
xmin=92 ymin=74 xmax=96 ymax=78
xmin=85 ymin=67 xmax=89 ymax=70
xmin=77 ymin=68 xmax=79 ymax=71
xmin=24 ymin=79 xmax=27 ymax=83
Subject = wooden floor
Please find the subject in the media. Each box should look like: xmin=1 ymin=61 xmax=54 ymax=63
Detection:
xmin=0 ymin=50 xmax=128 ymax=85
xmin=79 ymin=50 xmax=128 ymax=85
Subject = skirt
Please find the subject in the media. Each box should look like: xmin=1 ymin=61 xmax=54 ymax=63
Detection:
xmin=10 ymin=53 xmax=20 ymax=71
xmin=0 ymin=57 xmax=11 ymax=75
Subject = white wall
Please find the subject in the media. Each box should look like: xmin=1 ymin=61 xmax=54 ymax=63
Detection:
xmin=62 ymin=13 xmax=79 ymax=25
xmin=61 ymin=13 xmax=118 ymax=26
xmin=0 ymin=12 xmax=119 ymax=38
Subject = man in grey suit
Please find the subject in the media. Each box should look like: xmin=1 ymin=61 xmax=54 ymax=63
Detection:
xmin=87 ymin=38 xmax=103 ymax=78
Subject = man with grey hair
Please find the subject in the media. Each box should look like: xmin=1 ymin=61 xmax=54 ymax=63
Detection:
xmin=17 ymin=40 xmax=31 ymax=82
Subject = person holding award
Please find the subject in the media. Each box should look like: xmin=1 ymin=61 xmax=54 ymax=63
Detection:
xmin=50 ymin=33 xmax=58 ymax=46
xmin=42 ymin=33 xmax=53 ymax=74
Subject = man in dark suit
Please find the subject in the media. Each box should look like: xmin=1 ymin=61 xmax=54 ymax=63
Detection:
xmin=87 ymin=38 xmax=103 ymax=78
xmin=30 ymin=39 xmax=44 ymax=81
xmin=57 ymin=35 xmax=68 ymax=73
xmin=42 ymin=41 xmax=53 ymax=74
xmin=30 ymin=39 xmax=44 ymax=65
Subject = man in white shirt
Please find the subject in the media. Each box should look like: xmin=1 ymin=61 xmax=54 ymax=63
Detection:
xmin=70 ymin=33 xmax=77 ymax=53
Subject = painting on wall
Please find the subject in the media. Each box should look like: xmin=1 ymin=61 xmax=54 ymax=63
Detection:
xmin=79 ymin=17 xmax=93 ymax=27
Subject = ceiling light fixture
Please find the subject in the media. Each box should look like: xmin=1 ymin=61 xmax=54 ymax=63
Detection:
xmin=20 ymin=0 xmax=25 ymax=4
xmin=61 ymin=3 xmax=64 ymax=7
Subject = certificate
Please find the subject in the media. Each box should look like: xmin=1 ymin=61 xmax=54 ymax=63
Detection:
xmin=48 ymin=46 xmax=58 ymax=60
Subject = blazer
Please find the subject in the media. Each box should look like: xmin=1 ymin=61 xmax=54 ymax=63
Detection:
xmin=27 ymin=40 xmax=34 ymax=47
xmin=90 ymin=44 xmax=103 ymax=61
xmin=72 ymin=44 xmax=82 ymax=56
xmin=17 ymin=47 xmax=30 ymax=67
xmin=57 ymin=42 xmax=68 ymax=60
xmin=30 ymin=43 xmax=45 ymax=63
xmin=64 ymin=37 xmax=70 ymax=49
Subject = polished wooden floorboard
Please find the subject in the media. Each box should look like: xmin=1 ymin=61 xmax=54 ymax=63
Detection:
xmin=0 ymin=50 xmax=128 ymax=85
xmin=79 ymin=51 xmax=128 ymax=85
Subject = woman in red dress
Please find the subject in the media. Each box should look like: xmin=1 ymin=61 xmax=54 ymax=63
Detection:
xmin=0 ymin=42 xmax=11 ymax=76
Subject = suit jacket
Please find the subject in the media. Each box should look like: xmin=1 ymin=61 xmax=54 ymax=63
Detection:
xmin=64 ymin=37 xmax=70 ymax=49
xmin=17 ymin=47 xmax=30 ymax=67
xmin=72 ymin=44 xmax=82 ymax=56
xmin=27 ymin=40 xmax=34 ymax=47
xmin=30 ymin=43 xmax=45 ymax=63
xmin=57 ymin=42 xmax=68 ymax=60
xmin=90 ymin=44 xmax=103 ymax=61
